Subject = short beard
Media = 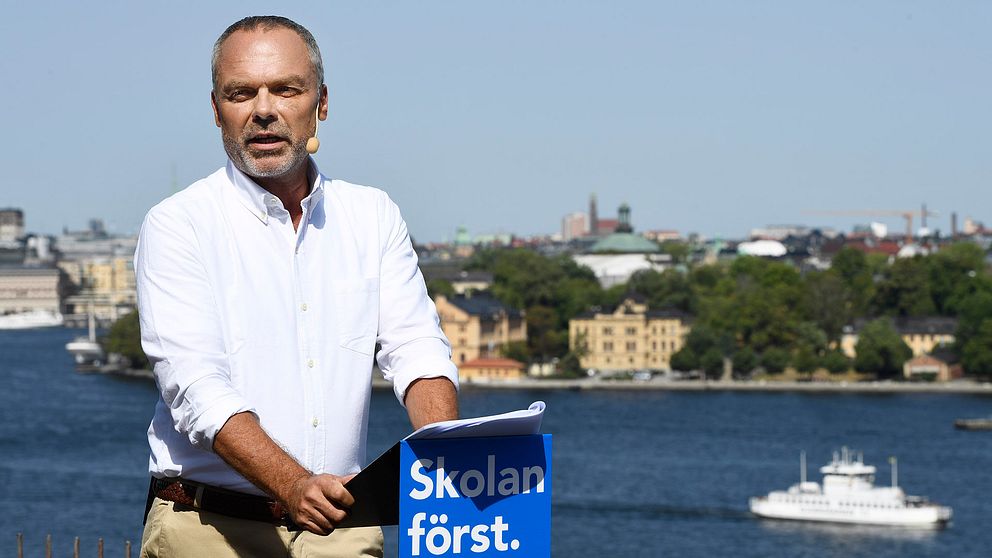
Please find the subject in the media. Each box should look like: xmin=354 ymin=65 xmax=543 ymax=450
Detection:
xmin=222 ymin=134 xmax=309 ymax=179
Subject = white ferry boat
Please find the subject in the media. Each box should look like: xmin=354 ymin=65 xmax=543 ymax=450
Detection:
xmin=749 ymin=447 xmax=951 ymax=528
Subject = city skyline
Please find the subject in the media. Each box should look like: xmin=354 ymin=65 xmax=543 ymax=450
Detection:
xmin=3 ymin=1 xmax=989 ymax=242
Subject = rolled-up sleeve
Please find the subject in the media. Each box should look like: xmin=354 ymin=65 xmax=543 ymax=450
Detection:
xmin=135 ymin=205 xmax=254 ymax=450
xmin=374 ymin=194 xmax=459 ymax=405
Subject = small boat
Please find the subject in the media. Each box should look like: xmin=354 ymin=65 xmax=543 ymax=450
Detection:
xmin=65 ymin=309 xmax=104 ymax=366
xmin=749 ymin=447 xmax=951 ymax=528
xmin=954 ymin=418 xmax=992 ymax=431
xmin=0 ymin=309 xmax=64 ymax=330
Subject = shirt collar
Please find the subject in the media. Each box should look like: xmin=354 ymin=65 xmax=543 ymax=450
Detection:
xmin=225 ymin=159 xmax=325 ymax=225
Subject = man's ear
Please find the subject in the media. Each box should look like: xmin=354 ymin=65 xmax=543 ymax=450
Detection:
xmin=210 ymin=91 xmax=221 ymax=127
xmin=318 ymin=84 xmax=329 ymax=121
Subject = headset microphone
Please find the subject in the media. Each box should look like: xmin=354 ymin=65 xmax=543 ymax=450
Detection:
xmin=306 ymin=106 xmax=320 ymax=154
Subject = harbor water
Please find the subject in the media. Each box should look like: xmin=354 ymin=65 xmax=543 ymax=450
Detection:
xmin=2 ymin=327 xmax=991 ymax=557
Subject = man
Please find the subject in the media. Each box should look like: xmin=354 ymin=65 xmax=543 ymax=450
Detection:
xmin=137 ymin=16 xmax=459 ymax=557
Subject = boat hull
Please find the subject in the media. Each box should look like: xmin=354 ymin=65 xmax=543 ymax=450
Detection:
xmin=750 ymin=497 xmax=951 ymax=528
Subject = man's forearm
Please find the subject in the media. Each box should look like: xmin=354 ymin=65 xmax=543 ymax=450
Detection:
xmin=404 ymin=377 xmax=459 ymax=430
xmin=212 ymin=412 xmax=310 ymax=503
xmin=213 ymin=412 xmax=354 ymax=535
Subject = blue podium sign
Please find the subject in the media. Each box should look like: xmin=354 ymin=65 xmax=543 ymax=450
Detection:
xmin=399 ymin=434 xmax=552 ymax=557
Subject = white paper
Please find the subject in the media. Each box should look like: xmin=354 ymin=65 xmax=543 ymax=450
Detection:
xmin=405 ymin=401 xmax=546 ymax=440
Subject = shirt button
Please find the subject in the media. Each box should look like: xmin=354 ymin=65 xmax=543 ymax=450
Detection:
xmin=301 ymin=303 xmax=308 ymax=312
xmin=312 ymin=417 xmax=319 ymax=427
xmin=307 ymin=359 xmax=315 ymax=368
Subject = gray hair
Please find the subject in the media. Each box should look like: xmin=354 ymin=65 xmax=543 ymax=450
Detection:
xmin=211 ymin=16 xmax=324 ymax=90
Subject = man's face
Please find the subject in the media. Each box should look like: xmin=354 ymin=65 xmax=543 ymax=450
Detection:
xmin=211 ymin=28 xmax=328 ymax=179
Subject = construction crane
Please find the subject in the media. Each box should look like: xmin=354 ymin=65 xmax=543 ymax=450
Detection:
xmin=806 ymin=205 xmax=938 ymax=244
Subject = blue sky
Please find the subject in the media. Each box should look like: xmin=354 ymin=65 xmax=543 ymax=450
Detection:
xmin=1 ymin=1 xmax=988 ymax=242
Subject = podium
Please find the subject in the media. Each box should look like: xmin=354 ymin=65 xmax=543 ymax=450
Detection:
xmin=342 ymin=404 xmax=552 ymax=557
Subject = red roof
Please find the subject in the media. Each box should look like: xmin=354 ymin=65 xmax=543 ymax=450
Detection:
xmin=460 ymin=358 xmax=525 ymax=369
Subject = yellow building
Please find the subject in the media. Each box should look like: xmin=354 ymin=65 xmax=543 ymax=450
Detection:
xmin=60 ymin=256 xmax=136 ymax=322
xmin=840 ymin=317 xmax=956 ymax=359
xmin=434 ymin=293 xmax=526 ymax=365
xmin=569 ymin=295 xmax=692 ymax=373
xmin=459 ymin=358 xmax=526 ymax=383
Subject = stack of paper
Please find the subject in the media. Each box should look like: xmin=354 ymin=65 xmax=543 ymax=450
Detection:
xmin=406 ymin=401 xmax=546 ymax=440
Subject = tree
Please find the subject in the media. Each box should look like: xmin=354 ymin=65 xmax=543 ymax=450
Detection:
xmin=525 ymin=305 xmax=565 ymax=359
xmin=699 ymin=347 xmax=725 ymax=379
xmin=102 ymin=311 xmax=148 ymax=369
xmin=830 ymin=247 xmax=875 ymax=317
xmin=500 ymin=341 xmax=530 ymax=363
xmin=426 ymin=278 xmax=454 ymax=299
xmin=803 ymin=271 xmax=848 ymax=342
xmin=760 ymin=347 xmax=789 ymax=375
xmin=929 ymin=242 xmax=988 ymax=314
xmin=961 ymin=319 xmax=992 ymax=379
xmin=793 ymin=346 xmax=819 ymax=376
xmin=853 ymin=318 xmax=912 ymax=378
xmin=821 ymin=350 xmax=851 ymax=374
xmin=872 ymin=256 xmax=936 ymax=317
xmin=669 ymin=347 xmax=698 ymax=372
xmin=732 ymin=346 xmax=758 ymax=377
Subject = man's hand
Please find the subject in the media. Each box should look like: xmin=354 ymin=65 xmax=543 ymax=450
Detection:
xmin=285 ymin=473 xmax=356 ymax=535
xmin=214 ymin=412 xmax=356 ymax=536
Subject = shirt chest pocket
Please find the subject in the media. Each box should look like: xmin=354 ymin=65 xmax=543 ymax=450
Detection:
xmin=331 ymin=278 xmax=380 ymax=356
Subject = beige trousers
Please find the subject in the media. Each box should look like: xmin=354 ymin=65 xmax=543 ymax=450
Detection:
xmin=140 ymin=497 xmax=384 ymax=558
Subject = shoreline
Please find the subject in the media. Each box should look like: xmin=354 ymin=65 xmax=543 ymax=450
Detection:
xmin=374 ymin=376 xmax=992 ymax=395
xmin=94 ymin=366 xmax=992 ymax=395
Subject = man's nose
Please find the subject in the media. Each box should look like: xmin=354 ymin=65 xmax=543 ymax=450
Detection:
xmin=252 ymin=89 xmax=277 ymax=125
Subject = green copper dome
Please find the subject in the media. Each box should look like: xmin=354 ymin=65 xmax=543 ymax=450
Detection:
xmin=590 ymin=233 xmax=661 ymax=254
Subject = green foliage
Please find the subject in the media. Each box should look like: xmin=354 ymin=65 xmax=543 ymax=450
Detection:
xmin=102 ymin=311 xmax=148 ymax=369
xmin=500 ymin=341 xmax=531 ymax=363
xmin=821 ymin=350 xmax=851 ymax=374
xmin=626 ymin=269 xmax=693 ymax=312
xmin=669 ymin=347 xmax=698 ymax=372
xmin=872 ymin=257 xmax=936 ymax=317
xmin=659 ymin=240 xmax=691 ymax=264
xmin=732 ymin=346 xmax=758 ymax=376
xmin=802 ymin=271 xmax=848 ymax=342
xmin=760 ymin=347 xmax=789 ymax=374
xmin=792 ymin=346 xmax=819 ymax=375
xmin=557 ymin=352 xmax=585 ymax=378
xmin=426 ymin=279 xmax=455 ymax=299
xmin=854 ymin=318 xmax=912 ymax=378
xmin=830 ymin=247 xmax=875 ymax=317
xmin=960 ymin=319 xmax=992 ymax=378
xmin=700 ymin=348 xmax=725 ymax=379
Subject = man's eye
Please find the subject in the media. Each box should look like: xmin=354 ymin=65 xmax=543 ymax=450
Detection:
xmin=274 ymin=87 xmax=301 ymax=97
xmin=229 ymin=90 xmax=253 ymax=102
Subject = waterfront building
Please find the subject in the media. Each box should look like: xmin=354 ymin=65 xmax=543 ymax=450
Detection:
xmin=433 ymin=292 xmax=527 ymax=365
xmin=903 ymin=352 xmax=961 ymax=382
xmin=0 ymin=266 xmax=64 ymax=315
xmin=458 ymin=357 xmax=526 ymax=383
xmin=840 ymin=317 xmax=956 ymax=359
xmin=569 ymin=294 xmax=692 ymax=373
xmin=54 ymin=221 xmax=138 ymax=324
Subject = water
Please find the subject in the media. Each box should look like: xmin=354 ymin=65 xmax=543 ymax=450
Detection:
xmin=2 ymin=328 xmax=991 ymax=557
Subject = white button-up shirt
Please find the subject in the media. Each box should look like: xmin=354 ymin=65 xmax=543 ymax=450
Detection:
xmin=135 ymin=160 xmax=458 ymax=495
